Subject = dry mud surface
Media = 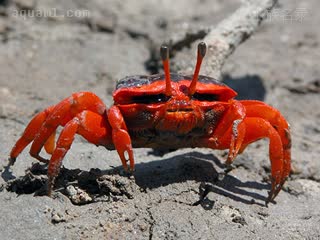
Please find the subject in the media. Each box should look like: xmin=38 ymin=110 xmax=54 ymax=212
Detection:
xmin=0 ymin=0 xmax=320 ymax=239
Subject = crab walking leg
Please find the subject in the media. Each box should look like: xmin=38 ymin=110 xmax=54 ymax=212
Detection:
xmin=47 ymin=111 xmax=112 ymax=196
xmin=107 ymin=106 xmax=135 ymax=172
xmin=210 ymin=100 xmax=246 ymax=164
xmin=240 ymin=100 xmax=291 ymax=185
xmin=10 ymin=106 xmax=55 ymax=164
xmin=240 ymin=117 xmax=285 ymax=203
xmin=44 ymin=130 xmax=56 ymax=155
xmin=47 ymin=118 xmax=79 ymax=196
xmin=26 ymin=92 xmax=106 ymax=163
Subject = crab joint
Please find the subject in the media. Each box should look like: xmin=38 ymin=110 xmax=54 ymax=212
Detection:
xmin=160 ymin=45 xmax=172 ymax=96
xmin=189 ymin=42 xmax=207 ymax=95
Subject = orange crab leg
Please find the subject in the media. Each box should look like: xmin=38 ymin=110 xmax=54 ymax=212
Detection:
xmin=209 ymin=100 xmax=246 ymax=164
xmin=10 ymin=106 xmax=55 ymax=164
xmin=203 ymin=100 xmax=290 ymax=203
xmin=46 ymin=110 xmax=112 ymax=195
xmin=15 ymin=92 xmax=107 ymax=164
xmin=28 ymin=102 xmax=76 ymax=163
xmin=240 ymin=100 xmax=291 ymax=183
xmin=107 ymin=106 xmax=135 ymax=172
xmin=240 ymin=117 xmax=285 ymax=203
xmin=44 ymin=130 xmax=56 ymax=155
xmin=47 ymin=118 xmax=79 ymax=196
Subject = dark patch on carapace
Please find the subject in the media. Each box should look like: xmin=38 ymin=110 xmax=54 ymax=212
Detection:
xmin=116 ymin=73 xmax=225 ymax=90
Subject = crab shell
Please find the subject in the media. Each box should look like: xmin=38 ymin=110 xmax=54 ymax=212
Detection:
xmin=113 ymin=73 xmax=236 ymax=148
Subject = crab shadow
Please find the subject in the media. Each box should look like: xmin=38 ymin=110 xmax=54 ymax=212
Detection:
xmin=2 ymin=151 xmax=270 ymax=206
xmin=222 ymin=74 xmax=266 ymax=101
xmin=134 ymin=152 xmax=270 ymax=206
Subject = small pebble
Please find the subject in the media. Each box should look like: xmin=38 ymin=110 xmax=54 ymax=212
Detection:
xmin=51 ymin=211 xmax=66 ymax=224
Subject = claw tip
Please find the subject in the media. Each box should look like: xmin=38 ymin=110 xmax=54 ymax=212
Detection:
xmin=8 ymin=157 xmax=16 ymax=166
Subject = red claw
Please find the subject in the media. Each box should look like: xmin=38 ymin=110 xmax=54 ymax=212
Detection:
xmin=108 ymin=106 xmax=135 ymax=172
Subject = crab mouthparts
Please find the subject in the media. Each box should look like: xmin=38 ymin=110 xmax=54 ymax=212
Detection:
xmin=166 ymin=108 xmax=193 ymax=113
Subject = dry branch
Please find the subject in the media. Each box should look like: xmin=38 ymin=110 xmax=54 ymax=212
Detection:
xmin=175 ymin=0 xmax=278 ymax=79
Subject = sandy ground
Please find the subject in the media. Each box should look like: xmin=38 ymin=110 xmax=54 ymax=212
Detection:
xmin=0 ymin=0 xmax=319 ymax=239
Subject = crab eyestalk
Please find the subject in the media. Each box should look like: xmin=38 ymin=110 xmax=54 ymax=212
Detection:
xmin=189 ymin=42 xmax=207 ymax=95
xmin=160 ymin=45 xmax=172 ymax=96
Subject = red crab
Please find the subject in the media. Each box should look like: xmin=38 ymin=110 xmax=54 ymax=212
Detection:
xmin=9 ymin=42 xmax=291 ymax=203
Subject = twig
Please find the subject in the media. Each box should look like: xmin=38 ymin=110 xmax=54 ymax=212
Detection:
xmin=175 ymin=0 xmax=278 ymax=79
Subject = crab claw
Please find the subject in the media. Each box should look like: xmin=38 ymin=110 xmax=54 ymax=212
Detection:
xmin=108 ymin=106 xmax=135 ymax=172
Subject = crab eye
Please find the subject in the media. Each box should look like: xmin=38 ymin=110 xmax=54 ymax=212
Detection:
xmin=131 ymin=94 xmax=169 ymax=104
xmin=192 ymin=93 xmax=220 ymax=101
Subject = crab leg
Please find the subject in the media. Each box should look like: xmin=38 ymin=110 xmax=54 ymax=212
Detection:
xmin=44 ymin=130 xmax=56 ymax=155
xmin=209 ymin=100 xmax=246 ymax=164
xmin=239 ymin=100 xmax=291 ymax=202
xmin=239 ymin=100 xmax=291 ymax=178
xmin=209 ymin=115 xmax=285 ymax=202
xmin=240 ymin=117 xmax=285 ymax=203
xmin=107 ymin=106 xmax=135 ymax=172
xmin=10 ymin=92 xmax=107 ymax=164
xmin=47 ymin=118 xmax=79 ymax=196
xmin=10 ymin=106 xmax=55 ymax=164
xmin=46 ymin=110 xmax=111 ymax=195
